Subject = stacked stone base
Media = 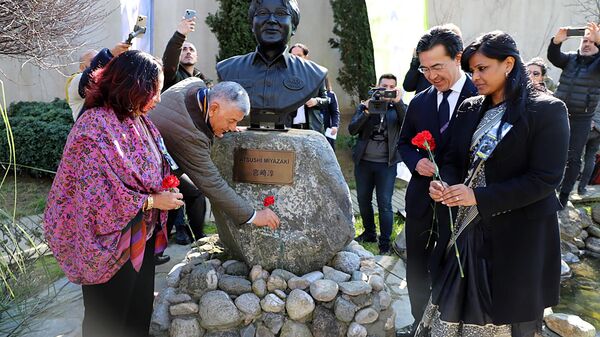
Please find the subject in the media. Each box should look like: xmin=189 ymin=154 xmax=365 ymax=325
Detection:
xmin=151 ymin=236 xmax=395 ymax=337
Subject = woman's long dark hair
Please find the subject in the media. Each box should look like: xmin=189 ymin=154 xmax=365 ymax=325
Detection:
xmin=461 ymin=31 xmax=533 ymax=126
xmin=85 ymin=50 xmax=163 ymax=121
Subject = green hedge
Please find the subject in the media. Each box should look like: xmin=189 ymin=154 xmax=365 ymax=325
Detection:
xmin=329 ymin=0 xmax=376 ymax=102
xmin=206 ymin=0 xmax=256 ymax=63
xmin=0 ymin=99 xmax=73 ymax=176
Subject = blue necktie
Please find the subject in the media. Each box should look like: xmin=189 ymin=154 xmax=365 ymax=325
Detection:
xmin=439 ymin=90 xmax=452 ymax=134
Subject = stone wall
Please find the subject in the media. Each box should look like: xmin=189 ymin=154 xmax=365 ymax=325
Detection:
xmin=151 ymin=236 xmax=396 ymax=337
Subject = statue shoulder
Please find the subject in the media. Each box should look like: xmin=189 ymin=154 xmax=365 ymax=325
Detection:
xmin=216 ymin=53 xmax=255 ymax=80
xmin=288 ymin=57 xmax=328 ymax=88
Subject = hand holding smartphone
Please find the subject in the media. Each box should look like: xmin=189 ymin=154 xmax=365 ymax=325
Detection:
xmin=184 ymin=9 xmax=197 ymax=20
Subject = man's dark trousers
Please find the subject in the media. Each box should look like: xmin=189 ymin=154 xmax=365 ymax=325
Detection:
xmin=355 ymin=160 xmax=397 ymax=250
xmin=560 ymin=117 xmax=593 ymax=197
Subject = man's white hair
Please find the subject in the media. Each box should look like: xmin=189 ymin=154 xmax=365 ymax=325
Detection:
xmin=208 ymin=81 xmax=251 ymax=116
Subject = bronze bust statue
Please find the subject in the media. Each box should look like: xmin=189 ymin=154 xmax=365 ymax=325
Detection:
xmin=216 ymin=0 xmax=327 ymax=130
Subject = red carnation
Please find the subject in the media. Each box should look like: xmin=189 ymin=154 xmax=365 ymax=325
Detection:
xmin=411 ymin=130 xmax=436 ymax=152
xmin=263 ymin=195 xmax=275 ymax=207
xmin=162 ymin=175 xmax=180 ymax=190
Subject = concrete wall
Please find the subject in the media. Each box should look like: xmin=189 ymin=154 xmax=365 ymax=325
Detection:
xmin=428 ymin=0 xmax=587 ymax=83
xmin=0 ymin=0 xmax=591 ymax=112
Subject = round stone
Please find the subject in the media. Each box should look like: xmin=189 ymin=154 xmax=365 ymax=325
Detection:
xmin=368 ymin=275 xmax=384 ymax=292
xmin=274 ymin=289 xmax=287 ymax=300
xmin=323 ymin=265 xmax=351 ymax=283
xmin=301 ymin=271 xmax=324 ymax=284
xmin=250 ymin=265 xmax=264 ymax=281
xmin=225 ymin=261 xmax=249 ymax=276
xmin=286 ymin=289 xmax=316 ymax=321
xmin=279 ymin=320 xmax=313 ymax=337
xmin=355 ymin=307 xmax=379 ymax=324
xmin=218 ymin=275 xmax=252 ymax=295
xmin=253 ymin=278 xmax=267 ymax=298
xmin=234 ymin=293 xmax=262 ymax=317
xmin=198 ymin=290 xmax=242 ymax=330
xmin=331 ymin=251 xmax=361 ymax=274
xmin=267 ymin=275 xmax=287 ymax=292
xmin=586 ymin=237 xmax=600 ymax=253
xmin=260 ymin=293 xmax=285 ymax=313
xmin=378 ymin=291 xmax=392 ymax=310
xmin=179 ymin=262 xmax=219 ymax=299
xmin=169 ymin=318 xmax=204 ymax=337
xmin=261 ymin=312 xmax=285 ymax=334
xmin=169 ymin=302 xmax=199 ymax=316
xmin=272 ymin=269 xmax=297 ymax=281
xmin=310 ymin=279 xmax=339 ymax=302
xmin=347 ymin=322 xmax=367 ymax=337
xmin=334 ymin=296 xmax=357 ymax=322
xmin=545 ymin=313 xmax=596 ymax=337
xmin=339 ymin=281 xmax=372 ymax=296
xmin=288 ymin=276 xmax=310 ymax=290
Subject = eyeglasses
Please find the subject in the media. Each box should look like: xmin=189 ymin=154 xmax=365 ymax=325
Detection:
xmin=417 ymin=62 xmax=448 ymax=74
xmin=254 ymin=8 xmax=291 ymax=19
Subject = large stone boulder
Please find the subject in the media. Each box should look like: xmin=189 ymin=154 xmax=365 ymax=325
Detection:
xmin=212 ymin=130 xmax=354 ymax=274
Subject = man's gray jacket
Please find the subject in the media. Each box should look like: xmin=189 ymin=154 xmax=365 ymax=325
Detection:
xmin=148 ymin=78 xmax=254 ymax=225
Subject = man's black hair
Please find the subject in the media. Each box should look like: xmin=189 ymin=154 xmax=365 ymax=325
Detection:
xmin=416 ymin=27 xmax=463 ymax=59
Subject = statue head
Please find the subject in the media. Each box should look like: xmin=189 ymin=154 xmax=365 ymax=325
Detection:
xmin=248 ymin=0 xmax=300 ymax=50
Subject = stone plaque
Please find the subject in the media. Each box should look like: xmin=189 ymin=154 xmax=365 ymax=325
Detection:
xmin=233 ymin=148 xmax=295 ymax=185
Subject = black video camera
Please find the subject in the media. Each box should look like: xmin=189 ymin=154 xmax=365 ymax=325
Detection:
xmin=367 ymin=87 xmax=396 ymax=114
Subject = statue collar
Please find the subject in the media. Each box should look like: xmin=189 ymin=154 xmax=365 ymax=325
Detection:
xmin=252 ymin=46 xmax=291 ymax=68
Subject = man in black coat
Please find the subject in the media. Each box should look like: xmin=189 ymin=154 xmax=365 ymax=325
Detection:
xmin=548 ymin=23 xmax=600 ymax=205
xmin=397 ymin=26 xmax=477 ymax=336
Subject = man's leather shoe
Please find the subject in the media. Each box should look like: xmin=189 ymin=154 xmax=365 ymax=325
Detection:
xmin=355 ymin=232 xmax=377 ymax=243
xmin=154 ymin=254 xmax=170 ymax=265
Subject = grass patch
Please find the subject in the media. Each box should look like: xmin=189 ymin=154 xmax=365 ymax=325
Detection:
xmin=0 ymin=174 xmax=53 ymax=218
xmin=204 ymin=221 xmax=218 ymax=235
xmin=7 ymin=255 xmax=63 ymax=299
xmin=354 ymin=213 xmax=405 ymax=255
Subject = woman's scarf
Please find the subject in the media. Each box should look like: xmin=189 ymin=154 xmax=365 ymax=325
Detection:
xmin=447 ymin=103 xmax=512 ymax=251
xmin=44 ymin=107 xmax=169 ymax=284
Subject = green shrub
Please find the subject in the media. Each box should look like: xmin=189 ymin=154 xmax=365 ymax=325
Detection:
xmin=206 ymin=0 xmax=256 ymax=63
xmin=337 ymin=134 xmax=358 ymax=150
xmin=329 ymin=0 xmax=376 ymax=102
xmin=0 ymin=98 xmax=73 ymax=176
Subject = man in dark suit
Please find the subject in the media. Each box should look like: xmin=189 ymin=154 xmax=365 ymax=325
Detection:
xmin=397 ymin=26 xmax=477 ymax=336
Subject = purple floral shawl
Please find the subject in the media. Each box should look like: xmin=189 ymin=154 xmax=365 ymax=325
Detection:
xmin=44 ymin=107 xmax=169 ymax=285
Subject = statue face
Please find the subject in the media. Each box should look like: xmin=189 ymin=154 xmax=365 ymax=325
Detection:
xmin=252 ymin=0 xmax=292 ymax=49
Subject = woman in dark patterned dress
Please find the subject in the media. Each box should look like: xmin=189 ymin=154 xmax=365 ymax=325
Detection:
xmin=423 ymin=32 xmax=569 ymax=337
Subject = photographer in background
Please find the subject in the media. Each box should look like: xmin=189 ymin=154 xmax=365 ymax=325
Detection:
xmin=549 ymin=22 xmax=600 ymax=206
xmin=162 ymin=13 xmax=208 ymax=91
xmin=348 ymin=73 xmax=405 ymax=255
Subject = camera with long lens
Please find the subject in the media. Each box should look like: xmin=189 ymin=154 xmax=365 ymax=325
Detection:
xmin=367 ymin=87 xmax=396 ymax=114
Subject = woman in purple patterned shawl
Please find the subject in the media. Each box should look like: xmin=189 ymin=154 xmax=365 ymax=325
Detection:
xmin=44 ymin=50 xmax=184 ymax=337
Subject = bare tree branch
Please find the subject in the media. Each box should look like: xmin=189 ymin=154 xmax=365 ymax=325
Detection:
xmin=567 ymin=0 xmax=600 ymax=23
xmin=0 ymin=0 xmax=112 ymax=69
